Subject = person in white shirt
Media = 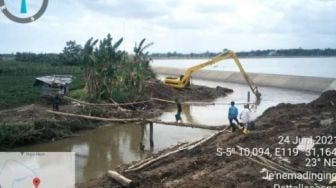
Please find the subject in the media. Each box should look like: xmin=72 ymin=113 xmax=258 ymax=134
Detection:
xmin=240 ymin=104 xmax=251 ymax=133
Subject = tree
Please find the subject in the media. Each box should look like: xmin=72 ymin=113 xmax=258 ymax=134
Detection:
xmin=79 ymin=34 xmax=155 ymax=102
xmin=60 ymin=41 xmax=82 ymax=66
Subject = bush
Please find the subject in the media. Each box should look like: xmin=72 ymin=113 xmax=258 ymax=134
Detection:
xmin=15 ymin=52 xmax=60 ymax=64
xmin=0 ymin=123 xmax=32 ymax=149
xmin=70 ymin=88 xmax=87 ymax=99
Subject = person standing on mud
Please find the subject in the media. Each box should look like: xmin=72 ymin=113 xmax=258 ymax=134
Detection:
xmin=228 ymin=101 xmax=239 ymax=132
xmin=240 ymin=104 xmax=251 ymax=134
xmin=175 ymin=98 xmax=183 ymax=124
xmin=53 ymin=93 xmax=61 ymax=111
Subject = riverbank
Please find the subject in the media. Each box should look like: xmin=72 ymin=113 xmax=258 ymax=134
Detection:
xmin=78 ymin=90 xmax=336 ymax=187
xmin=0 ymin=79 xmax=232 ymax=149
xmin=153 ymin=67 xmax=336 ymax=92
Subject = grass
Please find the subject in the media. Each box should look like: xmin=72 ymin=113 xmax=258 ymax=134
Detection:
xmin=0 ymin=60 xmax=81 ymax=75
xmin=0 ymin=75 xmax=40 ymax=109
xmin=0 ymin=60 xmax=84 ymax=110
xmin=70 ymin=88 xmax=87 ymax=99
xmin=0 ymin=123 xmax=32 ymax=149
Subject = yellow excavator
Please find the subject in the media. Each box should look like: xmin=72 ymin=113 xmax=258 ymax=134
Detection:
xmin=163 ymin=49 xmax=261 ymax=99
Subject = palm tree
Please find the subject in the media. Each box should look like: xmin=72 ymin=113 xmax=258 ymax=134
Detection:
xmin=20 ymin=0 xmax=27 ymax=14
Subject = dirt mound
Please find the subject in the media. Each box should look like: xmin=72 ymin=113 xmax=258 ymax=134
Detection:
xmin=79 ymin=90 xmax=336 ymax=188
xmin=310 ymin=90 xmax=336 ymax=107
xmin=144 ymin=79 xmax=233 ymax=101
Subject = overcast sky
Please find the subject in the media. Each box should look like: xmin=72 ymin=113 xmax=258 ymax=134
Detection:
xmin=0 ymin=0 xmax=335 ymax=53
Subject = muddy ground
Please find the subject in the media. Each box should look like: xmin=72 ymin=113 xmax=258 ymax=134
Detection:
xmin=0 ymin=79 xmax=232 ymax=149
xmin=79 ymin=90 xmax=336 ymax=188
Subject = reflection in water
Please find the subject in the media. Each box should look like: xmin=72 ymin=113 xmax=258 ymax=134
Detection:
xmin=14 ymin=124 xmax=150 ymax=182
xmin=76 ymin=124 xmax=150 ymax=181
xmin=12 ymin=79 xmax=320 ymax=183
xmin=183 ymin=104 xmax=194 ymax=123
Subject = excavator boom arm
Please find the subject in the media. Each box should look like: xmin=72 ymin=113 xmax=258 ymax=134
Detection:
xmin=164 ymin=49 xmax=261 ymax=99
xmin=180 ymin=52 xmax=231 ymax=84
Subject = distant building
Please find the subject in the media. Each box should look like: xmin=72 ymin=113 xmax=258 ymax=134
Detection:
xmin=34 ymin=75 xmax=73 ymax=97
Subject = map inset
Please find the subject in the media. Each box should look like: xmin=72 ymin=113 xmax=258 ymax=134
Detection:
xmin=0 ymin=152 xmax=75 ymax=188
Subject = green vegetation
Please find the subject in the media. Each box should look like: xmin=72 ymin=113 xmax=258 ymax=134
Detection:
xmin=0 ymin=75 xmax=40 ymax=109
xmin=0 ymin=60 xmax=84 ymax=110
xmin=79 ymin=34 xmax=155 ymax=102
xmin=59 ymin=41 xmax=82 ymax=66
xmin=0 ymin=34 xmax=155 ymax=109
xmin=0 ymin=60 xmax=81 ymax=75
xmin=0 ymin=119 xmax=95 ymax=149
xmin=15 ymin=52 xmax=60 ymax=65
xmin=0 ymin=123 xmax=32 ymax=149
xmin=12 ymin=42 xmax=82 ymax=66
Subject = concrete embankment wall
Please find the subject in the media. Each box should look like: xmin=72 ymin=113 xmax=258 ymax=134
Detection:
xmin=152 ymin=67 xmax=336 ymax=93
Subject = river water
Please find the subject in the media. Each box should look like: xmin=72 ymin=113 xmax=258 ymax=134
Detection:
xmin=152 ymin=57 xmax=336 ymax=78
xmin=13 ymin=77 xmax=320 ymax=183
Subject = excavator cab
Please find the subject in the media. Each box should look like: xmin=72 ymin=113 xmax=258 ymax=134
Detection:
xmin=164 ymin=75 xmax=190 ymax=88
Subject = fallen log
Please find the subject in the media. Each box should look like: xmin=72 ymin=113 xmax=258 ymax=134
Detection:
xmin=126 ymin=129 xmax=228 ymax=172
xmin=127 ymin=142 xmax=196 ymax=171
xmin=47 ymin=110 xmax=143 ymax=123
xmin=64 ymin=96 xmax=152 ymax=107
xmin=187 ymin=128 xmax=229 ymax=150
xmin=148 ymin=120 xmax=227 ymax=130
xmin=127 ymin=156 xmax=155 ymax=170
xmin=127 ymin=141 xmax=198 ymax=170
xmin=65 ymin=96 xmax=254 ymax=107
xmin=151 ymin=97 xmax=256 ymax=106
xmin=150 ymin=97 xmax=175 ymax=104
xmin=107 ymin=170 xmax=134 ymax=187
xmin=47 ymin=110 xmax=226 ymax=130
xmin=125 ymin=142 xmax=195 ymax=172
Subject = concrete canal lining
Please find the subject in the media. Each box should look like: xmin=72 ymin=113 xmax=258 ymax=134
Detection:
xmin=152 ymin=67 xmax=336 ymax=92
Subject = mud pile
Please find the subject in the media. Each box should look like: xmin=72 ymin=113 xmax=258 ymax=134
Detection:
xmin=79 ymin=90 xmax=336 ymax=188
xmin=144 ymin=79 xmax=233 ymax=101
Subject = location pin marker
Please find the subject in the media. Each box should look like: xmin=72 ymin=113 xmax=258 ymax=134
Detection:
xmin=33 ymin=177 xmax=41 ymax=188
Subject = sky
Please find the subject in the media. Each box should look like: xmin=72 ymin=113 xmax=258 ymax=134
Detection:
xmin=0 ymin=0 xmax=335 ymax=53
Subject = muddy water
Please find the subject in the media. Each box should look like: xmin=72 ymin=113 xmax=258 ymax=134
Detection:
xmin=13 ymin=79 xmax=319 ymax=183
